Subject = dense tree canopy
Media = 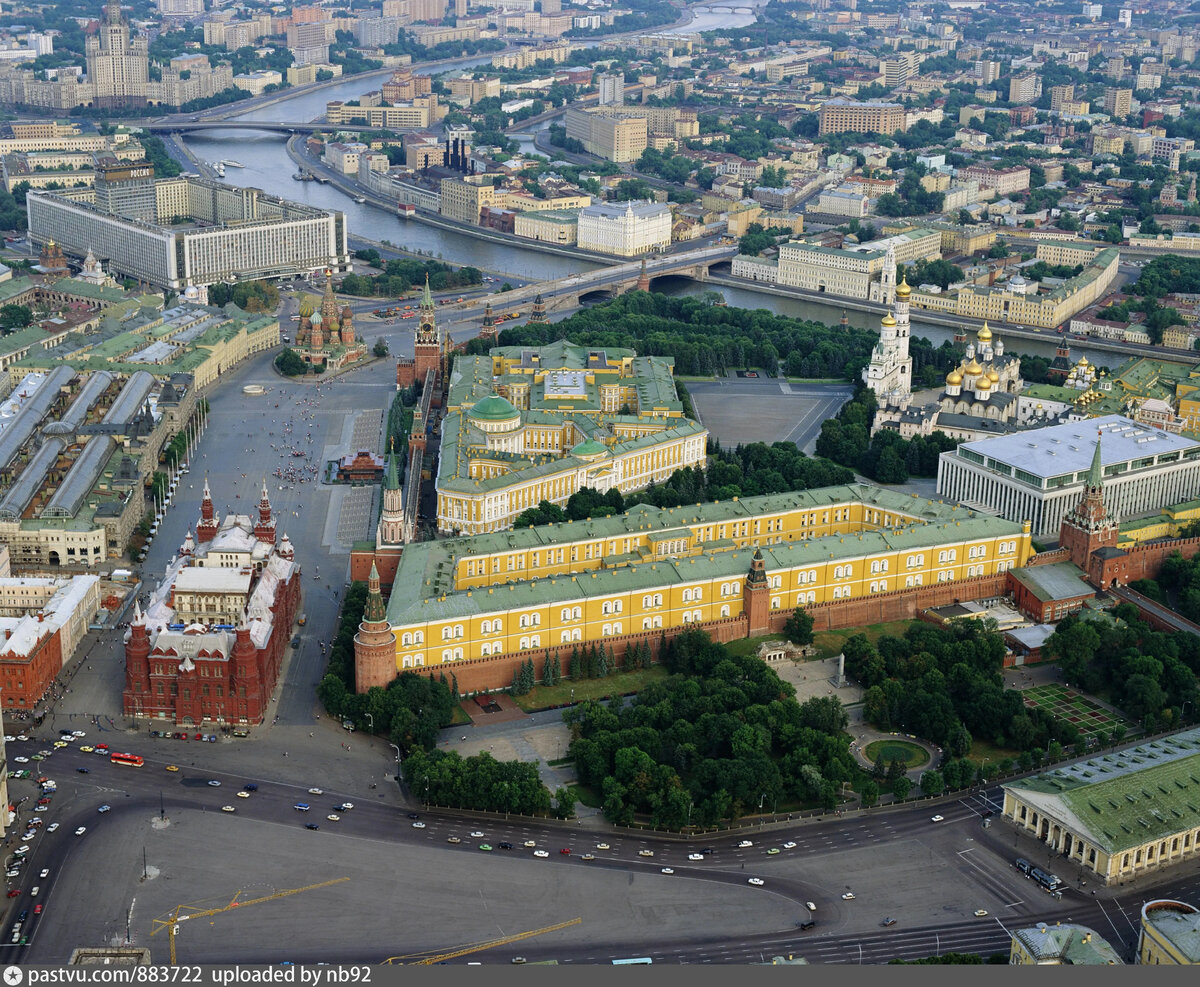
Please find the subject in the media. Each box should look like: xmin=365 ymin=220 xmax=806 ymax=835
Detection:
xmin=566 ymin=629 xmax=857 ymax=827
xmin=493 ymin=293 xmax=884 ymax=379
xmin=1045 ymin=595 xmax=1200 ymax=731
xmin=848 ymin=621 xmax=1084 ymax=768
xmin=816 ymin=389 xmax=958 ymax=483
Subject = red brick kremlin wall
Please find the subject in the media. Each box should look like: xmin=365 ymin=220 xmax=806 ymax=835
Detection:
xmin=419 ymin=572 xmax=1011 ymax=694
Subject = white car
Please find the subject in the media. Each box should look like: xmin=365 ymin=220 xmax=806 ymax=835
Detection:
xmin=596 ymin=843 xmax=611 ymax=850
xmin=308 ymin=788 xmax=324 ymax=795
xmin=783 ymin=841 xmax=797 ymax=849
xmin=14 ymin=757 xmax=27 ymax=764
xmin=29 ymin=887 xmax=38 ymax=897
xmin=326 ymin=814 xmax=340 ymax=821
xmin=842 ymin=892 xmax=856 ymax=900
xmin=97 ymin=805 xmax=111 ymax=813
xmin=338 ymin=803 xmax=353 ymax=811
xmin=412 ymin=821 xmax=426 ymax=829
xmin=74 ymin=826 xmax=86 ymax=836
xmin=72 ymin=731 xmax=85 ymax=738
xmin=470 ymin=831 xmax=484 ymax=838
xmin=688 ymin=853 xmax=704 ymax=861
xmin=207 ymin=780 xmax=221 ymax=787
xmin=16 ymin=735 xmax=28 ymax=742
xmin=524 ymin=840 xmax=537 ymax=848
xmin=14 ymin=846 xmax=28 ymax=856
xmin=45 ymin=825 xmax=58 ymax=834
xmin=2 ymin=735 xmax=11 ymax=742
xmin=221 ymin=806 xmax=236 ymax=813
xmin=748 ymin=877 xmax=765 ymax=886
xmin=806 ymin=901 xmax=816 ymax=912
xmin=931 ymin=814 xmax=945 ymax=823
xmin=236 ymin=791 xmax=250 ymax=799
xmin=39 ymin=870 xmax=49 ymax=879
xmin=738 ymin=840 xmax=753 ymax=848
xmin=661 ymin=867 xmax=674 ymax=875
xmin=533 ymin=850 xmax=550 ymax=858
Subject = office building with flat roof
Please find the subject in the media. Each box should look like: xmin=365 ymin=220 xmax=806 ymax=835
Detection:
xmin=26 ymin=176 xmax=348 ymax=290
xmin=936 ymin=415 xmax=1200 ymax=538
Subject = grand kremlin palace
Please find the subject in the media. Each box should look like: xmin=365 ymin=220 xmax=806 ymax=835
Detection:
xmin=435 ymin=342 xmax=708 ymax=536
xmin=373 ymin=484 xmax=1035 ymax=674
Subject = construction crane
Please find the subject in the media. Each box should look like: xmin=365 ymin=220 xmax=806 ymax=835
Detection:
xmin=385 ymin=917 xmax=582 ymax=966
xmin=152 ymin=878 xmax=350 ymax=964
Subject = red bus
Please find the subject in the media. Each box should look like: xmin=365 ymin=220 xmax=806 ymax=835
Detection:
xmin=110 ymin=752 xmax=145 ymax=767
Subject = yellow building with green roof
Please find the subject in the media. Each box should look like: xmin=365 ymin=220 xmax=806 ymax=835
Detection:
xmin=369 ymin=483 xmax=1034 ymax=677
xmin=435 ymin=342 xmax=708 ymax=535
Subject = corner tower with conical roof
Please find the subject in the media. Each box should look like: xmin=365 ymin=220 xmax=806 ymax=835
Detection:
xmin=354 ymin=562 xmax=397 ymax=692
xmin=1060 ymin=430 xmax=1119 ymax=569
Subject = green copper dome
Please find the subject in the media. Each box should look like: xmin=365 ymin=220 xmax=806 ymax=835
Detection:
xmin=468 ymin=395 xmax=520 ymax=421
xmin=570 ymin=439 xmax=608 ymax=457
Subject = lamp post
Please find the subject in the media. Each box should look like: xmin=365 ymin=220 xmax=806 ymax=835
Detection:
xmin=389 ymin=743 xmax=401 ymax=783
xmin=758 ymin=793 xmax=766 ymax=829
xmin=364 ymin=712 xmax=374 ymax=733
xmin=423 ymin=777 xmax=429 ymax=811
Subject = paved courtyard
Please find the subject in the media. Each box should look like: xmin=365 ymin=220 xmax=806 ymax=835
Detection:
xmin=687 ymin=376 xmax=852 ymax=453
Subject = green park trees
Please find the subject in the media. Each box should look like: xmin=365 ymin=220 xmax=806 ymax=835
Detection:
xmin=566 ymin=630 xmax=858 ymax=827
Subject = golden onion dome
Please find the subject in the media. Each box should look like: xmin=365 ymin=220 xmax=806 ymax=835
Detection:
xmin=946 ymin=370 xmax=963 ymax=386
xmin=881 ymin=312 xmax=897 ymax=327
xmin=896 ymin=277 xmax=911 ymax=298
xmin=976 ymin=376 xmax=993 ymax=390
xmin=1079 ymin=355 xmax=1089 ymax=365
xmin=987 ymin=369 xmax=1000 ymax=382
xmin=977 ymin=322 xmax=993 ymax=342
xmin=965 ymin=359 xmax=983 ymax=375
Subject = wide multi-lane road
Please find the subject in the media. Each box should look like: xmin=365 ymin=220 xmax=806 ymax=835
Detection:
xmin=7 ymin=733 xmax=1195 ymax=964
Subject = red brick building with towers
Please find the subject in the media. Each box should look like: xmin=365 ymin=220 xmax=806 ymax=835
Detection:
xmin=121 ymin=481 xmax=301 ymax=727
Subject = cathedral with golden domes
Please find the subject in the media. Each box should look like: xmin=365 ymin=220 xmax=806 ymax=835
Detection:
xmin=867 ymin=256 xmax=1040 ymax=441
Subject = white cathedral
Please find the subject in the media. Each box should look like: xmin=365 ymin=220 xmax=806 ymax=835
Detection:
xmin=863 ymin=253 xmax=1047 ymax=442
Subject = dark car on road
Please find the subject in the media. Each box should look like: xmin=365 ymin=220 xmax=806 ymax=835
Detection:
xmin=305 ymin=823 xmax=320 ymax=830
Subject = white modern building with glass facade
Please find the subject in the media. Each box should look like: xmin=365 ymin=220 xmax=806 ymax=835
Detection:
xmin=936 ymin=415 xmax=1200 ymax=538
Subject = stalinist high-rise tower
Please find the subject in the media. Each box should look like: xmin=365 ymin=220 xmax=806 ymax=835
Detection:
xmin=86 ymin=0 xmax=150 ymax=109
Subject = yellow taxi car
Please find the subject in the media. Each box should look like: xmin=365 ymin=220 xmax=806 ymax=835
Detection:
xmin=165 ymin=765 xmax=180 ymax=772
xmin=79 ymin=746 xmax=94 ymax=753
